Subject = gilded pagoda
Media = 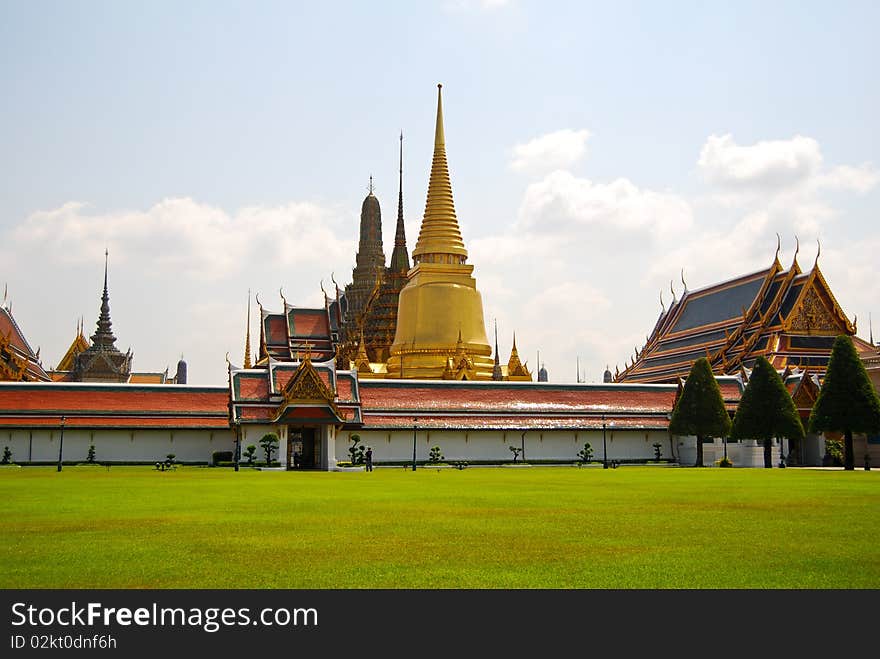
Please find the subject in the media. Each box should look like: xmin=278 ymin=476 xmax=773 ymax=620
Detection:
xmin=250 ymin=85 xmax=529 ymax=382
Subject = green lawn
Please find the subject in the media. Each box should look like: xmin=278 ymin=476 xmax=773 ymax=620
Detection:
xmin=1 ymin=465 xmax=878 ymax=588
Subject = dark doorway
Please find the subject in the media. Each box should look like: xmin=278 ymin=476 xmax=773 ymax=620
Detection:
xmin=288 ymin=428 xmax=318 ymax=469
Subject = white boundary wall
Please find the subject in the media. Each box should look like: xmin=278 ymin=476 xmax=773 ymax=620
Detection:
xmin=0 ymin=427 xmax=235 ymax=464
xmin=335 ymin=428 xmax=675 ymax=464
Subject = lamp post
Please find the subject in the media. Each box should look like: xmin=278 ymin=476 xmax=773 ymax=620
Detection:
xmin=233 ymin=413 xmax=241 ymax=472
xmin=57 ymin=415 xmax=65 ymax=472
xmin=412 ymin=417 xmax=418 ymax=472
xmin=602 ymin=414 xmax=608 ymax=469
xmin=521 ymin=431 xmax=526 ymax=463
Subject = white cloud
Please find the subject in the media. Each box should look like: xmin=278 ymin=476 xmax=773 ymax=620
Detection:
xmin=12 ymin=197 xmax=354 ymax=280
xmin=815 ymin=164 xmax=880 ymax=193
xmin=509 ymin=129 xmax=591 ymax=173
xmin=5 ymin=198 xmax=356 ymax=386
xmin=698 ymin=134 xmax=822 ymax=189
xmin=516 ymin=170 xmax=693 ymax=237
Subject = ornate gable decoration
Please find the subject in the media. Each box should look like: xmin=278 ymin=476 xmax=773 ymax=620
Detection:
xmin=278 ymin=356 xmax=337 ymax=408
xmin=786 ymin=286 xmax=841 ymax=334
xmin=791 ymin=371 xmax=819 ymax=409
xmin=0 ymin=332 xmax=28 ymax=381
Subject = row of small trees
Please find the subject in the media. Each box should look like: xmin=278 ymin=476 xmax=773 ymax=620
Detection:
xmin=669 ymin=335 xmax=880 ymax=470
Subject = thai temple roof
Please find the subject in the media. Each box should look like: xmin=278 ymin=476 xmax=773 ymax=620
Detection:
xmin=0 ymin=382 xmax=229 ymax=429
xmin=618 ymin=244 xmax=855 ymax=383
xmin=0 ymin=303 xmax=50 ymax=382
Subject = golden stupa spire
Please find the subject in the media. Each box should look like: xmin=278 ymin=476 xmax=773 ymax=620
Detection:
xmin=244 ymin=289 xmax=252 ymax=369
xmin=412 ymin=83 xmax=467 ymax=264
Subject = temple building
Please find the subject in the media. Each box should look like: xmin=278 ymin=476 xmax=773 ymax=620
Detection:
xmin=253 ymin=85 xmax=528 ymax=382
xmin=7 ymin=83 xmax=877 ymax=470
xmin=335 ymin=134 xmax=412 ymax=368
xmin=0 ymin=293 xmax=50 ymax=382
xmin=616 ymin=241 xmax=858 ymax=384
xmin=44 ymin=252 xmax=187 ymax=384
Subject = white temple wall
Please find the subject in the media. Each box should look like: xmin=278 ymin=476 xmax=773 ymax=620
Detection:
xmin=1 ymin=427 xmax=234 ymax=464
xmin=336 ymin=428 xmax=672 ymax=463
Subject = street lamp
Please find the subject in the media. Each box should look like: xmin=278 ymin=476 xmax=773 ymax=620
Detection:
xmin=57 ymin=415 xmax=65 ymax=472
xmin=602 ymin=414 xmax=608 ymax=469
xmin=412 ymin=417 xmax=418 ymax=471
xmin=233 ymin=413 xmax=241 ymax=472
xmin=520 ymin=431 xmax=526 ymax=463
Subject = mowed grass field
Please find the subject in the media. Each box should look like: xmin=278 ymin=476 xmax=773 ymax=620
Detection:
xmin=1 ymin=465 xmax=878 ymax=589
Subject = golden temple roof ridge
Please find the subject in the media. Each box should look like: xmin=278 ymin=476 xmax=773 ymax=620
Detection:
xmin=413 ymin=83 xmax=468 ymax=262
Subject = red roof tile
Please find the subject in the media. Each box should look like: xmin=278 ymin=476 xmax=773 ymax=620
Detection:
xmin=362 ymin=414 xmax=669 ymax=430
xmin=289 ymin=310 xmax=330 ymax=338
xmin=0 ymin=384 xmax=229 ymax=415
xmin=237 ymin=375 xmax=269 ymax=400
xmin=266 ymin=316 xmax=288 ymax=344
xmin=0 ymin=415 xmax=228 ymax=429
xmin=358 ymin=381 xmax=677 ymax=414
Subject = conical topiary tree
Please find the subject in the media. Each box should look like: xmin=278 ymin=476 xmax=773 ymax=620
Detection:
xmin=809 ymin=335 xmax=880 ymax=470
xmin=731 ymin=356 xmax=805 ymax=468
xmin=669 ymin=357 xmax=732 ymax=466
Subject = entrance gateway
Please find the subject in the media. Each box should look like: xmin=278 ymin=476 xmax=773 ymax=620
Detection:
xmin=287 ymin=428 xmax=321 ymax=469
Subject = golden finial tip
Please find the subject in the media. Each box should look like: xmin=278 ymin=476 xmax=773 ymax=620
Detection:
xmin=438 ymin=83 xmax=442 ymax=89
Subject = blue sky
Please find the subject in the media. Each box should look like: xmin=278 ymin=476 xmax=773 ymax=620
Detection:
xmin=2 ymin=1 xmax=878 ymax=384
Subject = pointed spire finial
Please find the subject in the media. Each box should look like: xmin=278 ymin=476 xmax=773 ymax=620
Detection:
xmin=244 ymin=289 xmax=252 ymax=369
xmin=670 ymin=280 xmax=677 ymax=304
xmin=413 ymin=83 xmax=467 ymax=264
xmin=814 ymin=238 xmax=821 ymax=268
xmin=775 ymin=232 xmax=781 ymax=263
xmin=90 ymin=249 xmax=118 ymax=349
xmin=369 ymin=175 xmax=373 ymax=194
xmin=660 ymin=289 xmax=666 ymax=313
xmin=870 ymin=312 xmax=874 ymax=346
xmin=390 ymin=131 xmax=411 ymax=273
xmin=680 ymin=268 xmax=687 ymax=292
xmin=793 ymin=235 xmax=800 ymax=267
xmin=279 ymin=287 xmax=287 ymax=309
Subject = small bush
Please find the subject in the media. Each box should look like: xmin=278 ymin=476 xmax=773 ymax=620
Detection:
xmin=576 ymin=442 xmax=593 ymax=464
xmin=716 ymin=456 xmax=734 ymax=468
xmin=1 ymin=446 xmax=12 ymax=465
xmin=429 ymin=446 xmax=444 ymax=464
xmin=349 ymin=434 xmax=365 ymax=465
xmin=212 ymin=451 xmax=233 ymax=466
xmin=259 ymin=434 xmax=279 ymax=466
xmin=86 ymin=445 xmax=96 ymax=463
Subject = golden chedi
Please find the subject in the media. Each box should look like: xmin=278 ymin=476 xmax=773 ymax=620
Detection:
xmin=386 ymin=84 xmax=494 ymax=380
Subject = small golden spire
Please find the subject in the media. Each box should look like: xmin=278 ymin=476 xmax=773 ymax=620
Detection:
xmin=244 ymin=289 xmax=252 ymax=369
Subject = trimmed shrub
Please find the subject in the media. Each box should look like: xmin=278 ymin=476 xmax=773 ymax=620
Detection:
xmin=212 ymin=451 xmax=233 ymax=466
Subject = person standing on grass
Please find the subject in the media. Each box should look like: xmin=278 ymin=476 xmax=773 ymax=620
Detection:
xmin=365 ymin=447 xmax=373 ymax=472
